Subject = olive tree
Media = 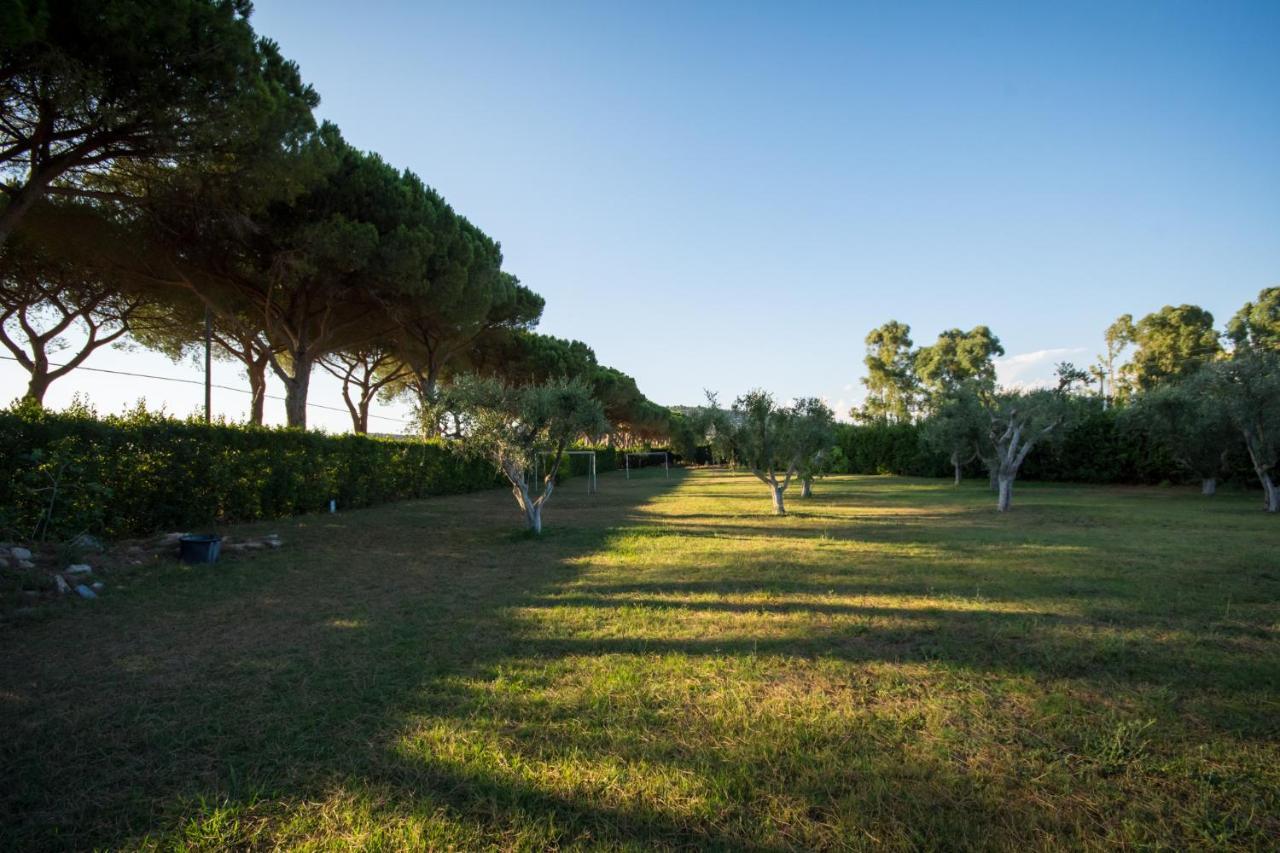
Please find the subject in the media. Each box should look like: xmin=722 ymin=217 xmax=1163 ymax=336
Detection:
xmin=983 ymin=389 xmax=1071 ymax=512
xmin=1125 ymin=372 xmax=1237 ymax=496
xmin=792 ymin=398 xmax=837 ymax=497
xmin=730 ymin=391 xmax=834 ymax=515
xmin=444 ymin=376 xmax=607 ymax=534
xmin=922 ymin=387 xmax=986 ymax=485
xmin=1205 ymin=350 xmax=1280 ymax=512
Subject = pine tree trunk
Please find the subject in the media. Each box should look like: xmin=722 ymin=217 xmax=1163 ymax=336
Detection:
xmin=280 ymin=352 xmax=312 ymax=429
xmin=247 ymin=359 xmax=268 ymax=426
xmin=801 ymin=478 xmax=813 ymax=498
xmin=24 ymin=370 xmax=51 ymax=406
xmin=771 ymin=484 xmax=787 ymax=516
xmin=356 ymin=400 xmax=370 ymax=435
xmin=1201 ymin=477 xmax=1217 ymax=497
xmin=996 ymin=476 xmax=1013 ymax=512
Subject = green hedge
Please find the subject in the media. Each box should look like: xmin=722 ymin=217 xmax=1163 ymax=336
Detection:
xmin=0 ymin=404 xmax=503 ymax=541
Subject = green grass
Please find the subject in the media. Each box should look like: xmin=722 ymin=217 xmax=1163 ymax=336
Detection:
xmin=1 ymin=470 xmax=1278 ymax=850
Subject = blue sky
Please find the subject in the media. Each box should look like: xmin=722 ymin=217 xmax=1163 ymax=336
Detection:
xmin=3 ymin=0 xmax=1277 ymax=426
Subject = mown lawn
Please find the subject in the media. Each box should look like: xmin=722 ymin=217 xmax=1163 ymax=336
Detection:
xmin=2 ymin=469 xmax=1278 ymax=850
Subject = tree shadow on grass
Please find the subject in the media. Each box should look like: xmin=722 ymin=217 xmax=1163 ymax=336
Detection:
xmin=0 ymin=471 xmax=1275 ymax=849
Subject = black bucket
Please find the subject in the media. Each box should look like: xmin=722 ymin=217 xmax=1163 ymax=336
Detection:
xmin=179 ymin=534 xmax=222 ymax=564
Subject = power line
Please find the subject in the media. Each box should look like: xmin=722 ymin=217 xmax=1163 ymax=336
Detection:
xmin=0 ymin=354 xmax=413 ymax=427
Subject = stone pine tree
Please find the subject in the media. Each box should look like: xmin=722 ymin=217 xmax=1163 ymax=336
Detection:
xmin=1206 ymin=350 xmax=1280 ymax=512
xmin=444 ymin=376 xmax=607 ymax=534
xmin=0 ymin=0 xmax=317 ymax=244
xmin=1125 ymin=371 xmax=1237 ymax=496
xmin=0 ymin=201 xmax=164 ymax=404
xmin=319 ymin=343 xmax=408 ymax=434
xmin=730 ymin=391 xmax=833 ymax=515
xmin=983 ymin=390 xmax=1071 ymax=512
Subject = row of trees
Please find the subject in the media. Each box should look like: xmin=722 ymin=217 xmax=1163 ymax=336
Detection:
xmin=0 ymin=1 xmax=668 ymax=441
xmin=859 ymin=290 xmax=1280 ymax=512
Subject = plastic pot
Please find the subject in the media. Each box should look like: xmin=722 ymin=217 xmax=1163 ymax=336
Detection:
xmin=179 ymin=534 xmax=222 ymax=564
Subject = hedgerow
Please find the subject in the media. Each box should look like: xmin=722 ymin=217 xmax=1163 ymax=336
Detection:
xmin=0 ymin=402 xmax=503 ymax=541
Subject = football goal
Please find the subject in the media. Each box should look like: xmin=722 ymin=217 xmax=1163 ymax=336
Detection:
xmin=625 ymin=451 xmax=670 ymax=479
xmin=534 ymin=450 xmax=599 ymax=494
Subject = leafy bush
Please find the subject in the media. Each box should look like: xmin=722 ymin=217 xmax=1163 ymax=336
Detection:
xmin=0 ymin=402 xmax=502 ymax=541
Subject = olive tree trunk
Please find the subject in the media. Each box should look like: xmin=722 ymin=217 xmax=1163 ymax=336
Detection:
xmin=771 ymin=484 xmax=787 ymax=515
xmin=800 ymin=477 xmax=813 ymax=498
xmin=1262 ymin=474 xmax=1279 ymax=513
xmin=501 ymin=453 xmax=561 ymax=533
xmin=1241 ymin=428 xmax=1279 ymax=512
xmin=997 ymin=476 xmax=1013 ymax=512
xmin=1201 ymin=477 xmax=1217 ymax=497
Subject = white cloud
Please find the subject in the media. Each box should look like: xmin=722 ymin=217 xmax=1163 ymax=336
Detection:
xmin=994 ymin=347 xmax=1088 ymax=391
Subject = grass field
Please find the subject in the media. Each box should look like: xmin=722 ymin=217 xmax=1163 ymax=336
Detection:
xmin=2 ymin=469 xmax=1278 ymax=850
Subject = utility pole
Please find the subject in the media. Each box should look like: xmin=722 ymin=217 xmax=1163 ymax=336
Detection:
xmin=204 ymin=307 xmax=212 ymax=424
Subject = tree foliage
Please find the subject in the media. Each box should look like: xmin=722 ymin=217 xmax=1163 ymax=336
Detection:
xmin=859 ymin=320 xmax=916 ymax=422
xmin=0 ymin=0 xmax=317 ymax=244
xmin=914 ymin=325 xmax=1004 ymax=400
xmin=1226 ymin=286 xmax=1280 ymax=353
xmin=1126 ymin=304 xmax=1222 ymax=390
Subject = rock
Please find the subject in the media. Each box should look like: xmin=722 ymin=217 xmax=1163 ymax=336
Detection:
xmin=10 ymin=546 xmax=32 ymax=560
xmin=70 ymin=533 xmax=104 ymax=552
xmin=54 ymin=575 xmax=70 ymax=594
xmin=265 ymin=537 xmax=283 ymax=549
xmin=66 ymin=563 xmax=93 ymax=575
xmin=91 ymin=581 xmax=105 ymax=591
xmin=17 ymin=559 xmax=35 ymax=570
xmin=74 ymin=584 xmax=97 ymax=599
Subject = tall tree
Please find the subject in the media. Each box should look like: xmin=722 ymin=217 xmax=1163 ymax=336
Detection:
xmin=915 ymin=326 xmax=1004 ymax=400
xmin=129 ymin=289 xmax=280 ymax=425
xmin=1094 ymin=314 xmax=1135 ymax=406
xmin=319 ymin=343 xmax=408 ymax=434
xmin=1126 ymin=304 xmax=1221 ymax=390
xmin=0 ymin=200 xmax=163 ymax=404
xmin=444 ymin=376 xmax=607 ymax=534
xmin=859 ymin=320 xmax=916 ymax=422
xmin=1226 ymin=287 xmax=1280 ymax=353
xmin=1 ymin=0 xmax=317 ymax=244
xmin=142 ymin=129 xmax=433 ymax=428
